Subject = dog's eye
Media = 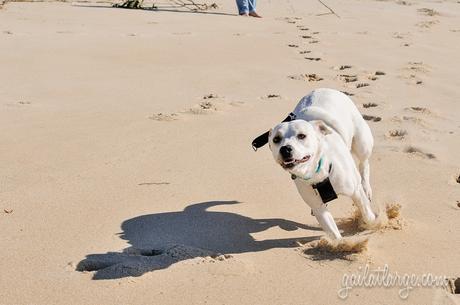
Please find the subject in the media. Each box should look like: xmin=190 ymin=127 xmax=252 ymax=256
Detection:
xmin=273 ymin=136 xmax=281 ymax=144
xmin=297 ymin=134 xmax=306 ymax=140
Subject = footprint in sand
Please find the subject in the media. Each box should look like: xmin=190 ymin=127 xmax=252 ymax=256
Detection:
xmin=396 ymin=0 xmax=412 ymax=5
xmin=203 ymin=93 xmax=218 ymax=100
xmin=148 ymin=113 xmax=178 ymax=122
xmin=262 ymin=94 xmax=281 ymax=100
xmin=188 ymin=101 xmax=218 ymax=114
xmin=333 ymin=65 xmax=352 ymax=71
xmin=305 ymin=57 xmax=321 ymax=61
xmin=337 ymin=69 xmax=383 ymax=84
xmin=363 ymin=103 xmax=378 ymax=108
xmin=299 ymin=50 xmax=311 ymax=54
xmin=356 ymin=83 xmax=370 ymax=89
xmin=392 ymin=115 xmax=431 ymax=128
xmin=405 ymin=106 xmax=432 ymax=115
xmin=339 ymin=74 xmax=358 ymax=83
xmin=288 ymin=44 xmax=299 ymax=48
xmin=393 ymin=32 xmax=410 ymax=39
xmin=404 ymin=146 xmax=436 ymax=159
xmin=386 ymin=129 xmax=407 ymax=140
xmin=362 ymin=114 xmax=381 ymax=122
xmin=288 ymin=74 xmax=323 ymax=82
xmin=306 ymin=74 xmax=323 ymax=82
xmin=309 ymin=40 xmax=320 ymax=44
xmin=341 ymin=91 xmax=355 ymax=96
xmin=297 ymin=26 xmax=309 ymax=31
xmin=417 ymin=8 xmax=440 ymax=16
xmin=416 ymin=20 xmax=439 ymax=29
xmin=406 ymin=62 xmax=430 ymax=73
xmin=402 ymin=74 xmax=424 ymax=85
xmin=300 ymin=35 xmax=313 ymax=39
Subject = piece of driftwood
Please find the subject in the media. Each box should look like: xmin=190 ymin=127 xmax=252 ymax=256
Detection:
xmin=113 ymin=0 xmax=217 ymax=10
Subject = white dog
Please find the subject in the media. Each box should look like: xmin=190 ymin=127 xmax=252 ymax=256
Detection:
xmin=267 ymin=88 xmax=376 ymax=239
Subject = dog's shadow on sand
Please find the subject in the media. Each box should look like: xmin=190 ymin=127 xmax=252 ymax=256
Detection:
xmin=77 ymin=200 xmax=321 ymax=279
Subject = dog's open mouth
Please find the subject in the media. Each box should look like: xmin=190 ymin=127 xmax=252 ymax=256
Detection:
xmin=281 ymin=155 xmax=311 ymax=168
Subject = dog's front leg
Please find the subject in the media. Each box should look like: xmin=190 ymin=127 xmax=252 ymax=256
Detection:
xmin=311 ymin=205 xmax=342 ymax=239
xmin=294 ymin=180 xmax=342 ymax=239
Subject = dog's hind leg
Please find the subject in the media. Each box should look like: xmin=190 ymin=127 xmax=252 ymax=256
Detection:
xmin=358 ymin=159 xmax=372 ymax=200
xmin=352 ymin=186 xmax=376 ymax=225
xmin=352 ymin=125 xmax=374 ymax=201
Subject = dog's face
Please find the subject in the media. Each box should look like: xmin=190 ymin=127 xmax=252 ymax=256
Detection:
xmin=268 ymin=120 xmax=331 ymax=176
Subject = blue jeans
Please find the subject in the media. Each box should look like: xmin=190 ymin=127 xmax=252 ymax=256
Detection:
xmin=236 ymin=0 xmax=256 ymax=14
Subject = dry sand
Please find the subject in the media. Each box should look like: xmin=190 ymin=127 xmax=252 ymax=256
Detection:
xmin=1 ymin=0 xmax=460 ymax=304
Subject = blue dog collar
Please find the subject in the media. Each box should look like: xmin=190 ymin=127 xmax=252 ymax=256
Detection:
xmin=291 ymin=157 xmax=324 ymax=181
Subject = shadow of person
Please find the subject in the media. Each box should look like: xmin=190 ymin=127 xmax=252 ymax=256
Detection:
xmin=77 ymin=200 xmax=321 ymax=279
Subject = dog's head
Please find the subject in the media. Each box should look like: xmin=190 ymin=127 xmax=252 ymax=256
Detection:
xmin=268 ymin=119 xmax=332 ymax=177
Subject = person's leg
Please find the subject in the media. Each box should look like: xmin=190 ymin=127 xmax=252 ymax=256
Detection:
xmin=236 ymin=0 xmax=249 ymax=15
xmin=248 ymin=0 xmax=255 ymax=12
xmin=248 ymin=0 xmax=262 ymax=17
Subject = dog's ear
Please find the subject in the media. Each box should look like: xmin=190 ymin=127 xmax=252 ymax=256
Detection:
xmin=311 ymin=120 xmax=332 ymax=136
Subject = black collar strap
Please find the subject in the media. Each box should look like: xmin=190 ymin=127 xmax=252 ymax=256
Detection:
xmin=312 ymin=163 xmax=337 ymax=203
xmin=251 ymin=112 xmax=296 ymax=151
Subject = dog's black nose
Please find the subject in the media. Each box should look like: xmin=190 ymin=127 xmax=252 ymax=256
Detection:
xmin=279 ymin=145 xmax=293 ymax=159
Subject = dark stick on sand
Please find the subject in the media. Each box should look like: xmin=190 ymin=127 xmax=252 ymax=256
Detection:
xmin=316 ymin=0 xmax=340 ymax=18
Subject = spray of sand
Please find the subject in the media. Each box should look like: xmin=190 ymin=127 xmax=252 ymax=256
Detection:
xmin=302 ymin=235 xmax=369 ymax=260
xmin=363 ymin=202 xmax=403 ymax=231
xmin=338 ymin=202 xmax=403 ymax=233
xmin=303 ymin=203 xmax=403 ymax=259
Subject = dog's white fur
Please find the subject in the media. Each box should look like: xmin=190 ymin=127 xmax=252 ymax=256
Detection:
xmin=268 ymin=88 xmax=376 ymax=239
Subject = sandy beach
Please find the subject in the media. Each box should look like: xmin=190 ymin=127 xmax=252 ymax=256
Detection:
xmin=1 ymin=0 xmax=460 ymax=304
